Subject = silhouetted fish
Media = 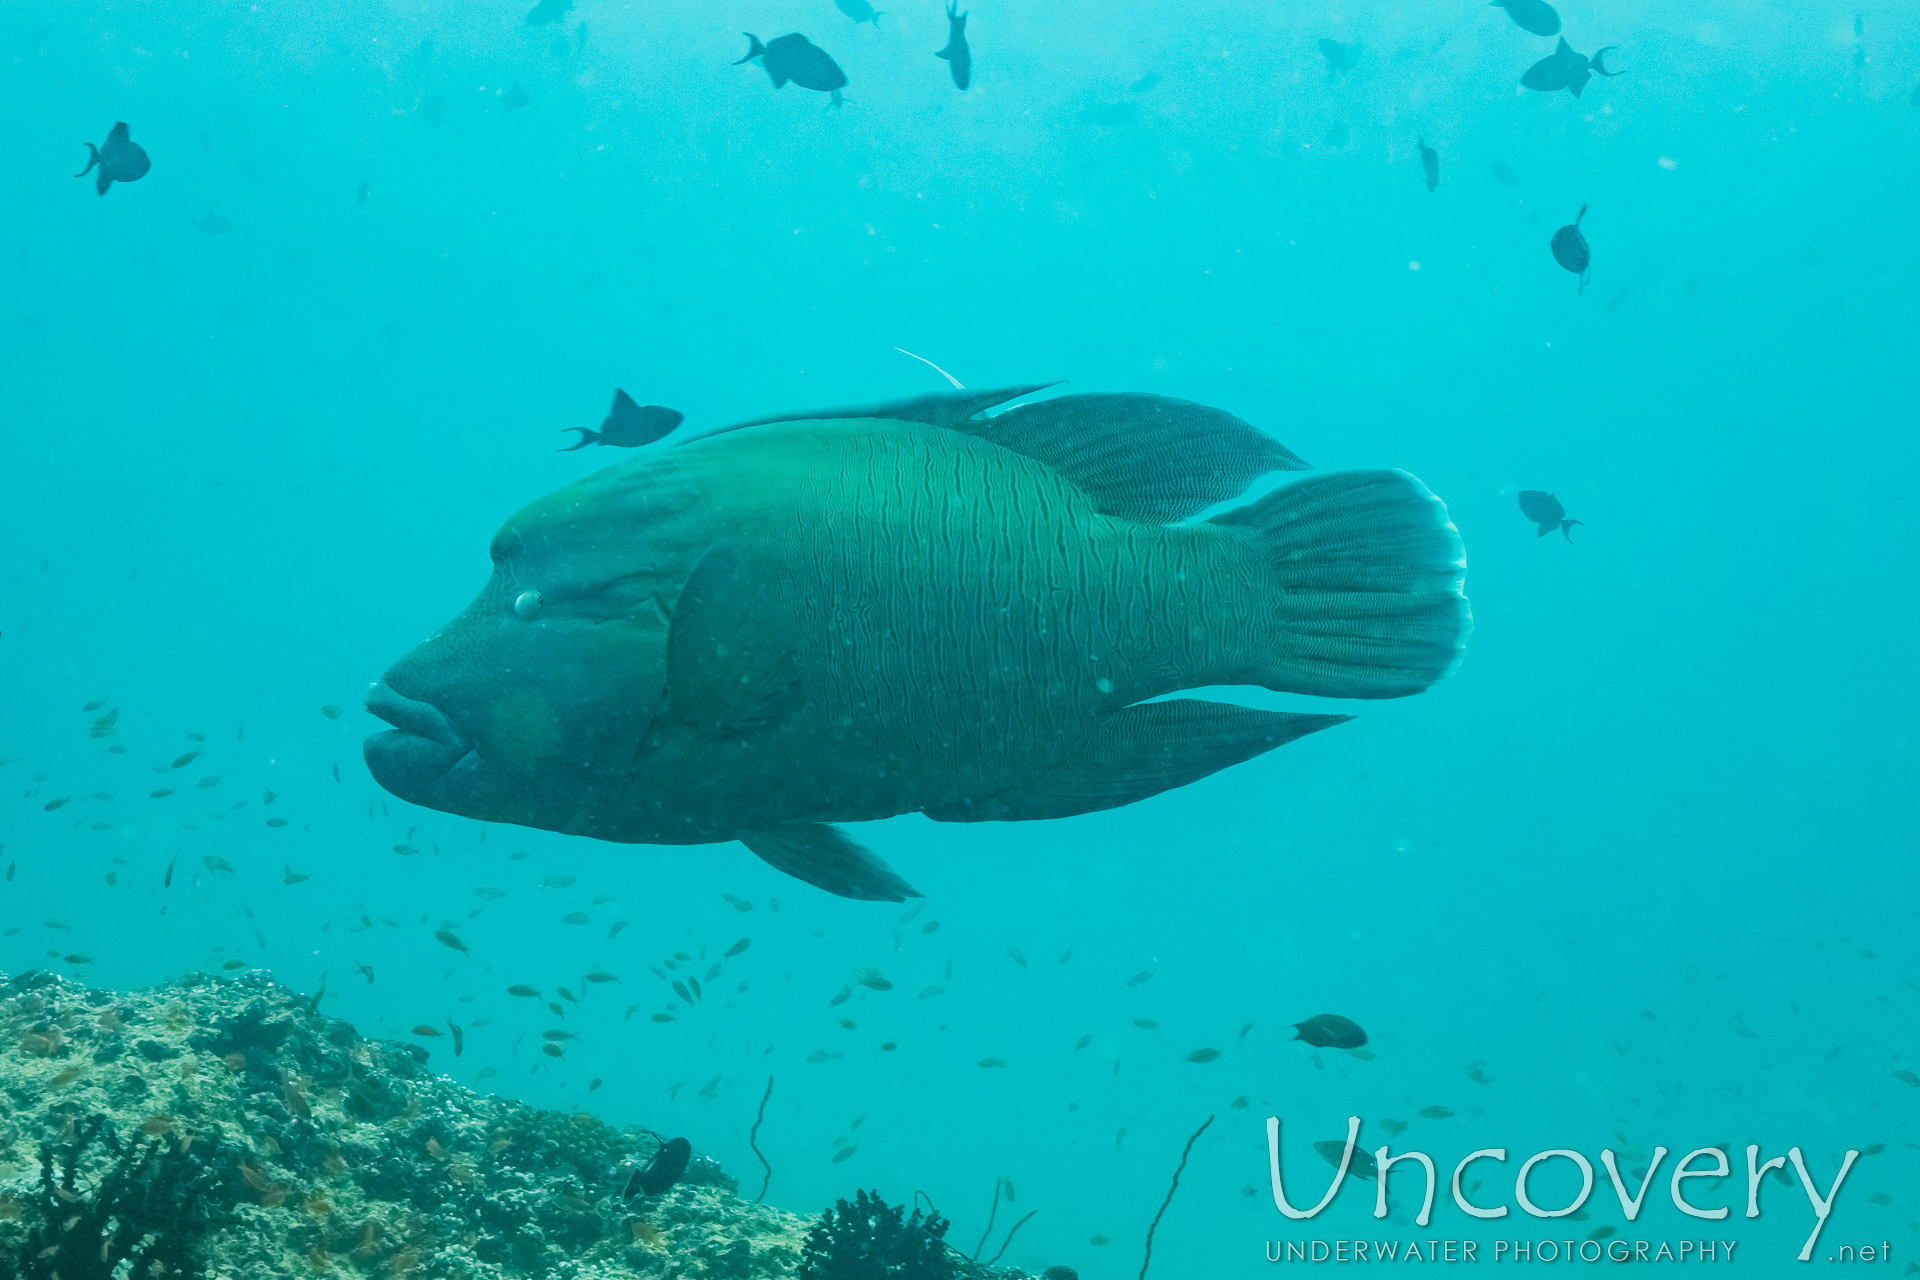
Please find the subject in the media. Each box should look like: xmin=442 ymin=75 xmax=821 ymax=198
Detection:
xmin=1293 ymin=1014 xmax=1367 ymax=1048
xmin=936 ymin=2 xmax=971 ymax=89
xmin=1489 ymin=159 xmax=1519 ymax=187
xmin=76 ymin=122 xmax=150 ymax=195
xmin=524 ymin=0 xmax=571 ymax=25
xmin=736 ymin=33 xmax=848 ymax=106
xmin=1518 ymin=491 xmax=1582 ymax=542
xmin=1550 ymin=204 xmax=1590 ymax=292
xmin=1490 ymin=0 xmax=1560 ymax=37
xmin=563 ymin=390 xmax=684 ymax=450
xmin=1417 ymin=138 xmax=1439 ymax=192
xmin=1316 ymin=1140 xmax=1379 ymax=1180
xmin=501 ymin=83 xmax=531 ymax=111
xmin=1318 ymin=38 xmax=1358 ymax=71
xmin=834 ymin=0 xmax=883 ymax=27
xmin=1130 ymin=73 xmax=1161 ymax=92
xmin=1522 ymin=37 xmax=1621 ymax=98
xmin=196 ymin=210 xmax=232 ymax=235
xmin=626 ymin=1137 xmax=692 ymax=1196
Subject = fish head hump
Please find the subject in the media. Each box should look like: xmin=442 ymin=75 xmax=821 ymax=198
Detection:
xmin=364 ymin=458 xmax=707 ymax=834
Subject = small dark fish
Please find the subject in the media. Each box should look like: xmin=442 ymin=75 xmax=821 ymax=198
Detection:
xmin=543 ymin=1042 xmax=565 ymax=1058
xmin=626 ymin=1136 xmax=692 ymax=1197
xmin=855 ymin=968 xmax=893 ymax=991
xmin=1419 ymin=1104 xmax=1455 ymax=1119
xmin=1417 ymin=137 xmax=1439 ymax=193
xmin=936 ymin=1 xmax=971 ymax=90
xmin=524 ymin=0 xmax=571 ymax=25
xmin=1129 ymin=73 xmax=1161 ymax=93
xmin=558 ymin=986 xmax=577 ymax=1002
xmin=608 ymin=919 xmax=629 ymax=940
xmin=1550 ymin=204 xmax=1591 ymax=292
xmin=1893 ymin=1069 xmax=1920 ymax=1087
xmin=834 ymin=0 xmax=883 ymax=28
xmin=172 ymin=750 xmax=201 ymax=769
xmin=563 ymin=390 xmax=683 ymax=450
xmin=562 ymin=911 xmax=588 ymax=924
xmin=1006 ymin=947 xmax=1027 ymax=968
xmin=196 ymin=210 xmax=232 ymax=235
xmin=76 ymin=122 xmax=150 ymax=195
xmin=1126 ymin=970 xmax=1154 ymax=988
xmin=1185 ymin=1047 xmax=1221 ymax=1063
xmin=832 ymin=1144 xmax=859 ymax=1163
xmin=448 ymin=1021 xmax=464 ymax=1055
xmin=1490 ymin=0 xmax=1560 ymax=37
xmin=1292 ymin=1013 xmax=1367 ymax=1049
xmin=435 ymin=929 xmax=469 ymax=954
xmin=736 ymin=33 xmax=849 ymax=107
xmin=202 ymin=855 xmax=234 ymax=875
xmin=475 ymin=886 xmax=506 ymax=899
xmin=1489 ymin=160 xmax=1519 ymax=187
xmin=673 ymin=979 xmax=692 ymax=1003
xmin=501 ymin=83 xmax=531 ymax=112
xmin=356 ymin=183 xmax=370 ymax=205
xmin=1522 ymin=38 xmax=1621 ymax=98
xmin=507 ymin=984 xmax=541 ymax=998
xmin=1318 ymin=39 xmax=1358 ymax=72
xmin=1316 ymin=1141 xmax=1379 ymax=1180
xmin=1518 ymin=491 xmax=1583 ymax=542
xmin=542 ymin=875 xmax=577 ymax=889
xmin=355 ymin=963 xmax=376 ymax=983
xmin=726 ymin=937 xmax=752 ymax=957
xmin=1603 ymin=286 xmax=1633 ymax=313
xmin=586 ymin=970 xmax=619 ymax=984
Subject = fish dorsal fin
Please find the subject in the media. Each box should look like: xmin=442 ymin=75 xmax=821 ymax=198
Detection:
xmin=667 ymin=541 xmax=801 ymax=739
xmin=607 ymin=388 xmax=642 ymax=426
xmin=711 ymin=383 xmax=1057 ymax=437
xmin=107 ymin=122 xmax=130 ymax=145
xmin=965 ymin=393 xmax=1309 ymax=523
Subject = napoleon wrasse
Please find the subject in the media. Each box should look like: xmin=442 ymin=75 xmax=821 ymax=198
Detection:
xmin=365 ymin=386 xmax=1470 ymax=900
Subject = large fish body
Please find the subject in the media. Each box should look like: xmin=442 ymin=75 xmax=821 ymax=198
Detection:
xmin=365 ymin=388 xmax=1469 ymax=899
xmin=77 ymin=122 xmax=150 ymax=195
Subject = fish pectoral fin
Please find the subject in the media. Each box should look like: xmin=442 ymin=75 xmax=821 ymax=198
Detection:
xmin=667 ymin=541 xmax=802 ymax=738
xmin=740 ymin=823 xmax=920 ymax=901
xmin=971 ymin=392 xmax=1309 ymax=523
xmin=927 ymin=700 xmax=1350 ymax=822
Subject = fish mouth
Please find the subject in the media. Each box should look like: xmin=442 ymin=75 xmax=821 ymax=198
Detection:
xmin=363 ymin=682 xmax=476 ymax=798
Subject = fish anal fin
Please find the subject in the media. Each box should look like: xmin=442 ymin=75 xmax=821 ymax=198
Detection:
xmin=740 ymin=823 xmax=920 ymax=901
xmin=667 ymin=541 xmax=801 ymax=738
xmin=96 ymin=168 xmax=112 ymax=195
xmin=928 ymin=700 xmax=1349 ymax=822
xmin=972 ymin=392 xmax=1309 ymax=523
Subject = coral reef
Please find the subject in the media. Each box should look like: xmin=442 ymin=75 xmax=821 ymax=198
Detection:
xmin=0 ymin=970 xmax=1041 ymax=1280
xmin=799 ymin=1189 xmax=953 ymax=1280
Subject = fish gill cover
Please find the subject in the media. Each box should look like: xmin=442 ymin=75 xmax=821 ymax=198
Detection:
xmin=1 ymin=0 xmax=1918 ymax=1274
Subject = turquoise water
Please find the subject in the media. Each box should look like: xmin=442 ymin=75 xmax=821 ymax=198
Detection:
xmin=3 ymin=0 xmax=1917 ymax=1273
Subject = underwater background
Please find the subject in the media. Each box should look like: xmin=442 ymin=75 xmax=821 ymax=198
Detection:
xmin=3 ymin=0 xmax=1918 ymax=1272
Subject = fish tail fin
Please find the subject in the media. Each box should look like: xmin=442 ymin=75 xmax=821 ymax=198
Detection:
xmin=733 ymin=32 xmax=766 ymax=64
xmin=1593 ymin=46 xmax=1621 ymax=75
xmin=75 ymin=143 xmax=100 ymax=178
xmin=559 ymin=427 xmax=597 ymax=451
xmin=1561 ymin=519 xmax=1583 ymax=543
xmin=1211 ymin=470 xmax=1470 ymax=699
xmin=870 ymin=10 xmax=883 ymax=25
xmin=829 ymin=88 xmax=845 ymax=108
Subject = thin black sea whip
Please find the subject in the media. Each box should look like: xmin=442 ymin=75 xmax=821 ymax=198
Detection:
xmin=749 ymin=1077 xmax=774 ymax=1202
xmin=1140 ymin=1115 xmax=1213 ymax=1279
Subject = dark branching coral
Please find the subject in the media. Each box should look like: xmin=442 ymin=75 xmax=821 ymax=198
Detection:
xmin=801 ymin=1189 xmax=956 ymax=1280
xmin=6 ymin=1114 xmax=236 ymax=1280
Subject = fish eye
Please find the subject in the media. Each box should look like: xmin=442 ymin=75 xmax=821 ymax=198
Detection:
xmin=513 ymin=590 xmax=543 ymax=619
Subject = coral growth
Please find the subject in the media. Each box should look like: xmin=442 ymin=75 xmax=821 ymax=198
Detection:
xmin=0 ymin=970 xmax=1042 ymax=1280
xmin=799 ymin=1189 xmax=954 ymax=1280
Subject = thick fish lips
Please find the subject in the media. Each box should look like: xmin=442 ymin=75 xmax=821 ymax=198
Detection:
xmin=363 ymin=681 xmax=475 ymax=801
